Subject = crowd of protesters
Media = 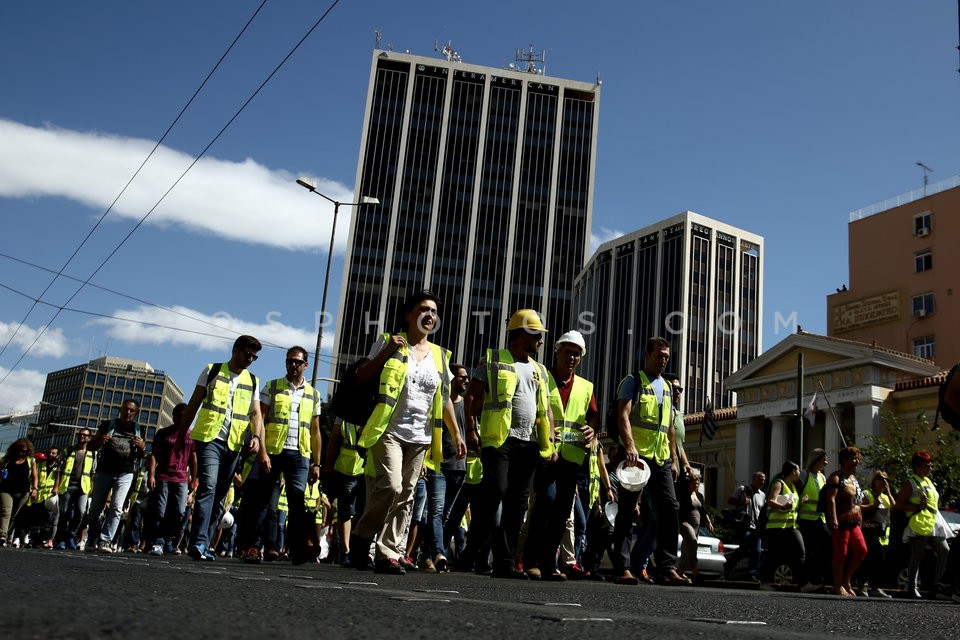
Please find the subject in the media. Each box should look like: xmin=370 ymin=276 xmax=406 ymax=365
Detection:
xmin=2 ymin=296 xmax=959 ymax=604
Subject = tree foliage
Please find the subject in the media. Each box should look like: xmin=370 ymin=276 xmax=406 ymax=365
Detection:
xmin=859 ymin=410 xmax=960 ymax=510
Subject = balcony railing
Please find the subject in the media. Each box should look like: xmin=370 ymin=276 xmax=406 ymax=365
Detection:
xmin=849 ymin=174 xmax=960 ymax=222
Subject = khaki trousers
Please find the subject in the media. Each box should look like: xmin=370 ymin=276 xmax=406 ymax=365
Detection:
xmin=353 ymin=431 xmax=428 ymax=561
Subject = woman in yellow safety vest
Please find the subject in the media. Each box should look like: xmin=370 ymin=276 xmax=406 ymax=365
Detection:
xmin=349 ymin=290 xmax=466 ymax=575
xmin=894 ymin=450 xmax=950 ymax=599
xmin=761 ymin=460 xmax=806 ymax=588
xmin=859 ymin=469 xmax=894 ymax=598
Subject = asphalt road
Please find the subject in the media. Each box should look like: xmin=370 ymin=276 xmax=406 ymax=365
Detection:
xmin=1 ymin=548 xmax=958 ymax=640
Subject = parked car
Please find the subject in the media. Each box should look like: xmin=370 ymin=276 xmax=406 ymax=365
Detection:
xmin=891 ymin=510 xmax=960 ymax=590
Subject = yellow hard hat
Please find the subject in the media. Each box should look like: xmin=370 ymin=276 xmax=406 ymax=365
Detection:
xmin=507 ymin=309 xmax=548 ymax=333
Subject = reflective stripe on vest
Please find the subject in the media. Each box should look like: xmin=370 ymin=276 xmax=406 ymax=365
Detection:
xmin=626 ymin=371 xmax=671 ymax=464
xmin=907 ymin=474 xmax=938 ymax=536
xmin=58 ymin=451 xmax=94 ymax=495
xmin=766 ymin=480 xmax=799 ymax=529
xmin=797 ymin=470 xmax=825 ymax=522
xmin=548 ymin=372 xmax=593 ymax=466
xmin=263 ymin=377 xmax=318 ymax=458
xmin=191 ymin=363 xmax=257 ymax=451
xmin=465 ymin=452 xmax=483 ymax=485
xmin=334 ymin=422 xmax=365 ymax=477
xmin=479 ymin=349 xmax=554 ymax=458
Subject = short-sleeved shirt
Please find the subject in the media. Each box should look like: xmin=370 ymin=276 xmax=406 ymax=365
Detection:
xmin=442 ymin=399 xmax=467 ymax=471
xmin=730 ymin=485 xmax=766 ymax=529
xmin=96 ymin=418 xmax=142 ymax=474
xmin=151 ymin=424 xmax=194 ymax=483
xmin=260 ymin=378 xmax=322 ymax=451
xmin=472 ymin=357 xmax=539 ymax=442
xmin=368 ymin=337 xmax=452 ymax=445
xmin=616 ymin=373 xmax=666 ymax=405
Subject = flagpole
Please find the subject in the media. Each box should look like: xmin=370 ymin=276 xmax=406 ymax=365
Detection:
xmin=798 ymin=353 xmax=804 ymax=465
xmin=816 ymin=379 xmax=847 ymax=448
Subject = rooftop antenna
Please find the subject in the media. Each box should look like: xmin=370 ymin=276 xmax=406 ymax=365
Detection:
xmin=375 ymin=30 xmax=382 ymax=49
xmin=434 ymin=39 xmax=461 ymax=62
xmin=917 ymin=161 xmax=933 ymax=195
xmin=515 ymin=44 xmax=546 ymax=75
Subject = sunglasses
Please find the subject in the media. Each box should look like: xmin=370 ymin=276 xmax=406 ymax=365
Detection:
xmin=242 ymin=350 xmax=259 ymax=361
xmin=286 ymin=358 xmax=306 ymax=367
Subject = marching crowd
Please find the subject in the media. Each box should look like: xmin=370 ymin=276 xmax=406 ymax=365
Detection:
xmin=2 ymin=289 xmax=960 ymax=603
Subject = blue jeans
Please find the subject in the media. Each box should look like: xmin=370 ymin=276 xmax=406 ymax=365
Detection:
xmin=87 ymin=471 xmax=134 ymax=547
xmin=614 ymin=457 xmax=678 ymax=575
xmin=191 ymin=439 xmax=240 ymax=550
xmin=55 ymin=486 xmax=89 ymax=545
xmin=241 ymin=450 xmax=308 ymax=554
xmin=424 ymin=470 xmax=446 ymax=557
xmin=148 ymin=481 xmax=189 ymax=547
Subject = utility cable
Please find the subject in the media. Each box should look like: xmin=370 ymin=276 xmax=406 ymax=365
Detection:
xmin=0 ymin=0 xmax=343 ymax=385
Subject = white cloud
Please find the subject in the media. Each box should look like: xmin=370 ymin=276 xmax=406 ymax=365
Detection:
xmin=0 ymin=118 xmax=358 ymax=253
xmin=0 ymin=321 xmax=71 ymax=358
xmin=591 ymin=226 xmax=626 ymax=254
xmin=0 ymin=367 xmax=47 ymax=414
xmin=89 ymin=304 xmax=320 ymax=353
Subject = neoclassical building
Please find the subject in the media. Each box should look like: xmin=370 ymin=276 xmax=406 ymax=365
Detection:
xmin=683 ymin=330 xmax=944 ymax=508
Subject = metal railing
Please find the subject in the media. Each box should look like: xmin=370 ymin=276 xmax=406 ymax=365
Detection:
xmin=849 ymin=174 xmax=960 ymax=222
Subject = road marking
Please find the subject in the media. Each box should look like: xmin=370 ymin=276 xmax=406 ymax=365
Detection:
xmin=294 ymin=584 xmax=344 ymax=590
xmin=391 ymin=597 xmax=451 ymax=603
xmin=412 ymin=589 xmax=460 ymax=594
xmin=690 ymin=618 xmax=768 ymax=625
xmin=342 ymin=581 xmax=379 ymax=586
xmin=525 ymin=602 xmax=582 ymax=607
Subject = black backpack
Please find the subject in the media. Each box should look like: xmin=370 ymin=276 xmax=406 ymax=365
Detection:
xmin=933 ymin=364 xmax=959 ymax=430
xmin=329 ymin=360 xmax=379 ymax=427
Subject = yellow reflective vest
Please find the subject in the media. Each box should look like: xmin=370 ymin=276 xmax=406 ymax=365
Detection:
xmin=358 ymin=333 xmax=448 ymax=474
xmin=766 ymin=479 xmax=799 ymax=530
xmin=625 ymin=371 xmax=672 ymax=464
xmin=34 ymin=465 xmax=59 ymax=504
xmin=262 ymin=377 xmax=318 ymax=458
xmin=478 ymin=349 xmax=553 ymax=458
xmin=58 ymin=450 xmax=94 ymax=495
xmin=191 ymin=363 xmax=258 ymax=452
xmin=547 ymin=372 xmax=593 ymax=466
xmin=333 ymin=422 xmax=365 ymax=477
xmin=465 ymin=452 xmax=483 ymax=485
xmin=797 ymin=470 xmax=825 ymax=523
xmin=907 ymin=474 xmax=938 ymax=537
xmin=863 ymin=489 xmax=892 ymax=546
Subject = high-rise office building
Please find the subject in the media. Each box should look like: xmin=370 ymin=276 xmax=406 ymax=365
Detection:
xmin=334 ymin=47 xmax=600 ymax=371
xmin=572 ymin=211 xmax=763 ymax=414
xmin=32 ymin=356 xmax=183 ymax=450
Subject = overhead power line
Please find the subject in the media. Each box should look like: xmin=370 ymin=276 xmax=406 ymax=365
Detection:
xmin=0 ymin=0 xmax=344 ymax=386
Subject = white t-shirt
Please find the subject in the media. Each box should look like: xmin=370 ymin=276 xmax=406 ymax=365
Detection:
xmin=195 ymin=365 xmax=248 ymax=442
xmin=367 ymin=337 xmax=452 ymax=445
xmin=260 ymin=378 xmax=322 ymax=450
xmin=471 ymin=356 xmax=540 ymax=442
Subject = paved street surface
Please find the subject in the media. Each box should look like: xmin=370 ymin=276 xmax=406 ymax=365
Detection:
xmin=1 ymin=548 xmax=958 ymax=639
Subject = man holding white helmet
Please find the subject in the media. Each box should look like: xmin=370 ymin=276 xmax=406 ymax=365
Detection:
xmin=522 ymin=330 xmax=598 ymax=581
xmin=465 ymin=309 xmax=555 ymax=579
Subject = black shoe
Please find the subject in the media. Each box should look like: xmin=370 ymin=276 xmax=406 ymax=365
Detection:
xmin=492 ymin=566 xmax=528 ymax=580
xmin=374 ymin=558 xmax=407 ymax=575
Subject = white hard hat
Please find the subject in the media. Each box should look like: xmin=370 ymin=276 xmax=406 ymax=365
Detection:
xmin=219 ymin=511 xmax=235 ymax=530
xmin=554 ymin=330 xmax=586 ymax=356
xmin=44 ymin=495 xmax=59 ymax=512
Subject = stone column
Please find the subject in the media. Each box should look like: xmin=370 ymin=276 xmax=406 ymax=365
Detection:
xmin=735 ymin=417 xmax=766 ymax=484
xmin=824 ymin=404 xmax=844 ymax=458
xmin=769 ymin=415 xmax=791 ymax=471
xmin=853 ymin=398 xmax=884 ymax=450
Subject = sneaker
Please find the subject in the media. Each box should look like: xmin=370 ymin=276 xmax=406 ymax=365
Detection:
xmin=433 ymin=554 xmax=448 ymax=573
xmin=67 ymin=539 xmax=79 ymax=551
xmin=543 ymin=571 xmax=568 ymax=582
xmin=800 ymin=582 xmax=822 ymax=593
xmin=243 ymin=547 xmax=262 ymax=564
xmin=149 ymin=544 xmax=164 ymax=556
xmin=97 ymin=544 xmax=113 ymax=554
xmin=264 ymin=548 xmax=280 ymax=562
xmin=525 ymin=567 xmax=542 ymax=580
xmin=418 ymin=556 xmax=437 ymax=573
xmin=374 ymin=558 xmax=407 ymax=575
xmin=398 ymin=556 xmax=417 ymax=571
xmin=873 ymin=588 xmax=892 ymax=599
xmin=85 ymin=543 xmax=98 ymax=553
xmin=164 ymin=543 xmax=176 ymax=554
xmin=202 ymin=548 xmax=216 ymax=561
xmin=188 ymin=544 xmax=206 ymax=560
xmin=54 ymin=542 xmax=67 ymax=550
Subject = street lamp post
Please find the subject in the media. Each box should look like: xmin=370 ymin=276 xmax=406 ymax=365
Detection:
xmin=296 ymin=178 xmax=379 ymax=388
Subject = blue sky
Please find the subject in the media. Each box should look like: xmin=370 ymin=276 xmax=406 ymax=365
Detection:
xmin=1 ymin=1 xmax=957 ymax=413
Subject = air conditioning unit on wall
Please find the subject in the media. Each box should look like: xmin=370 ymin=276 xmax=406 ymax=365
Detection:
xmin=917 ymin=228 xmax=930 ymax=237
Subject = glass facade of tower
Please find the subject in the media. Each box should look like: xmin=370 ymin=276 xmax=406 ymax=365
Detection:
xmin=572 ymin=213 xmax=763 ymax=416
xmin=335 ymin=52 xmax=599 ymax=374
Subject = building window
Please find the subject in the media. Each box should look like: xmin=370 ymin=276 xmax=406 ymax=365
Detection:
xmin=115 ymin=376 xmax=125 ymax=389
xmin=915 ymin=251 xmax=932 ymax=272
xmin=912 ymin=292 xmax=934 ymax=317
xmin=913 ymin=336 xmax=935 ymax=360
xmin=82 ymin=387 xmax=92 ymax=400
xmin=914 ymin=212 xmax=931 ymax=236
